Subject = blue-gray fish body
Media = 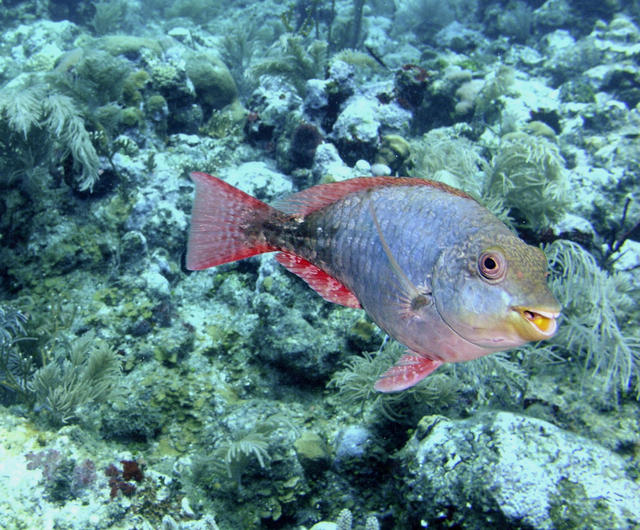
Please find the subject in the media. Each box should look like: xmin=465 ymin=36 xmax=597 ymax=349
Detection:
xmin=187 ymin=174 xmax=560 ymax=391
xmin=290 ymin=185 xmax=511 ymax=361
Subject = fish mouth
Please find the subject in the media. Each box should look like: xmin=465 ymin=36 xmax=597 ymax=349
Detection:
xmin=511 ymin=306 xmax=560 ymax=340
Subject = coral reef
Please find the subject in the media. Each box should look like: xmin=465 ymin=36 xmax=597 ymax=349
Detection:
xmin=0 ymin=1 xmax=639 ymax=528
xmin=400 ymin=412 xmax=640 ymax=528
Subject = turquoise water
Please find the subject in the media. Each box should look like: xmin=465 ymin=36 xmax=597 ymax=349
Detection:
xmin=0 ymin=1 xmax=639 ymax=528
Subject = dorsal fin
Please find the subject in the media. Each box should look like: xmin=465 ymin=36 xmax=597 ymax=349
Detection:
xmin=275 ymin=252 xmax=361 ymax=308
xmin=274 ymin=176 xmax=472 ymax=216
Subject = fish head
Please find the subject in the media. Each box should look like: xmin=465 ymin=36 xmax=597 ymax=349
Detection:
xmin=432 ymin=233 xmax=560 ymax=352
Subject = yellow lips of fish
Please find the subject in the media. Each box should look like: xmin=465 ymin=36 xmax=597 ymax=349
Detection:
xmin=509 ymin=305 xmax=559 ymax=341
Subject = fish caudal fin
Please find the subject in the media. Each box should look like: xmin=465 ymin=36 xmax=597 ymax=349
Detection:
xmin=374 ymin=353 xmax=442 ymax=392
xmin=186 ymin=172 xmax=277 ymax=270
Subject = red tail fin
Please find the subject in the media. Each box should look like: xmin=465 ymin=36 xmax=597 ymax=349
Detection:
xmin=186 ymin=172 xmax=278 ymax=270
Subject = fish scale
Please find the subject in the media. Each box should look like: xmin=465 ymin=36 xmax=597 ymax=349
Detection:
xmin=187 ymin=173 xmax=560 ymax=392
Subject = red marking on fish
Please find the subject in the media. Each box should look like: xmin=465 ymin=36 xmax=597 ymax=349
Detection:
xmin=272 ymin=175 xmax=471 ymax=216
xmin=275 ymin=252 xmax=361 ymax=308
xmin=187 ymin=172 xmax=277 ymax=269
xmin=373 ymin=354 xmax=442 ymax=392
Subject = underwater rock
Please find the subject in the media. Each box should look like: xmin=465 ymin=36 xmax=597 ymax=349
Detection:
xmin=602 ymin=13 xmax=640 ymax=44
xmin=218 ymin=162 xmax=292 ymax=201
xmin=334 ymin=425 xmax=373 ymax=466
xmin=252 ymin=286 xmax=351 ymax=383
xmin=570 ymin=0 xmax=622 ymax=27
xmin=541 ymin=30 xmax=588 ymax=85
xmin=331 ymin=92 xmax=411 ymax=166
xmin=294 ymin=431 xmax=330 ymax=475
xmin=185 ymin=53 xmax=237 ymax=111
xmin=370 ymin=162 xmax=391 ymax=176
xmin=141 ymin=270 xmax=170 ymax=299
xmin=4 ymin=20 xmax=79 ymax=69
xmin=250 ymin=255 xmax=360 ymax=384
xmin=435 ymin=21 xmax=485 ymax=52
xmin=100 ymin=401 xmax=164 ymax=443
xmin=547 ymin=15 xmax=639 ymax=91
xmin=97 ymin=35 xmax=163 ymax=58
xmin=124 ymin=162 xmax=189 ymax=252
xmin=554 ymin=213 xmax=595 ymax=241
xmin=585 ymin=63 xmax=640 ymax=109
xmin=534 ymin=0 xmax=573 ymax=32
xmin=353 ymin=159 xmax=372 ymax=176
xmin=245 ymin=76 xmax=302 ymax=148
xmin=311 ymin=143 xmax=352 ymax=182
xmin=167 ymin=26 xmax=193 ymax=46
xmin=304 ymin=60 xmax=356 ymax=133
xmin=327 ymin=59 xmax=357 ymax=99
xmin=400 ymin=411 xmax=640 ymax=529
xmin=304 ymin=78 xmax=331 ymax=116
xmin=614 ymin=240 xmax=640 ymax=272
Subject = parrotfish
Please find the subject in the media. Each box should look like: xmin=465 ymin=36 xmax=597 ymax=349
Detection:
xmin=187 ymin=173 xmax=560 ymax=392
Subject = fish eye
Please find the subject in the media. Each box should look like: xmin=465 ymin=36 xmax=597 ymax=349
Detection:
xmin=478 ymin=249 xmax=507 ymax=282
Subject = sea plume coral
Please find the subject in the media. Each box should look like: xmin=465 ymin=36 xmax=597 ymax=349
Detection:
xmin=0 ymin=304 xmax=32 ymax=402
xmin=251 ymin=34 xmax=327 ymax=95
xmin=0 ymin=75 xmax=100 ymax=191
xmin=545 ymin=240 xmax=640 ymax=399
xmin=31 ymin=332 xmax=122 ymax=425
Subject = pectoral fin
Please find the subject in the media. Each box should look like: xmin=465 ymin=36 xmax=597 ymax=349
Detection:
xmin=374 ymin=353 xmax=442 ymax=392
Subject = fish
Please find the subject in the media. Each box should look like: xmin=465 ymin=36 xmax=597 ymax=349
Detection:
xmin=186 ymin=173 xmax=560 ymax=392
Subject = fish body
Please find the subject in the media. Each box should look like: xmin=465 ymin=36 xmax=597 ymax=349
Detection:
xmin=187 ymin=173 xmax=560 ymax=392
